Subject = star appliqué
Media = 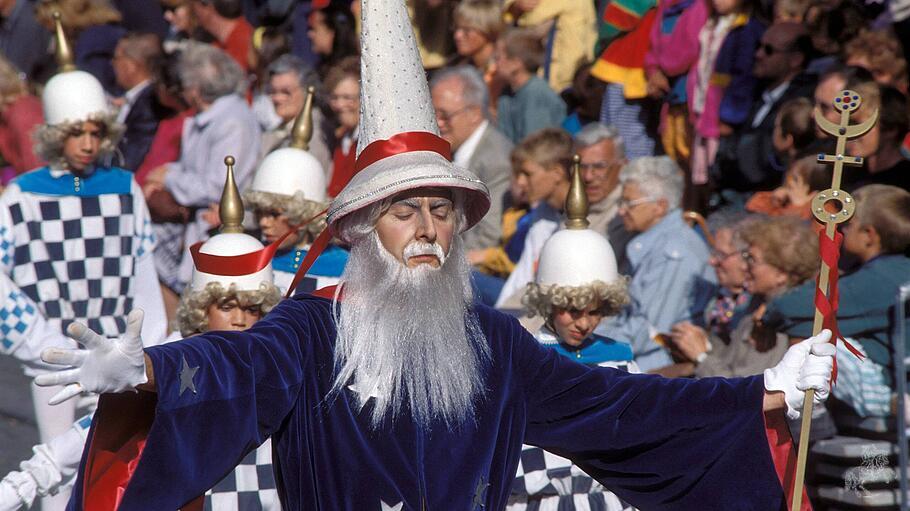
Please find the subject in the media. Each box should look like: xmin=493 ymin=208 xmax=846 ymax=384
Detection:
xmin=179 ymin=356 xmax=199 ymax=396
xmin=380 ymin=500 xmax=402 ymax=511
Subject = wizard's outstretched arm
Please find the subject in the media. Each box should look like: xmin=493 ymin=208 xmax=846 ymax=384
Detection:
xmin=34 ymin=309 xmax=151 ymax=404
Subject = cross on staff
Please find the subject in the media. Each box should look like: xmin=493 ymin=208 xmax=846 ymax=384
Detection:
xmin=790 ymin=90 xmax=879 ymax=511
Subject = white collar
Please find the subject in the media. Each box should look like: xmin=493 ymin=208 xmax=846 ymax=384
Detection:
xmin=453 ymin=120 xmax=488 ymax=168
xmin=762 ymin=80 xmax=789 ymax=104
xmin=124 ymin=80 xmax=151 ymax=105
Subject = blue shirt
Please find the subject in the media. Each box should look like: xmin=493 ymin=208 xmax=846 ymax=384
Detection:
xmin=599 ymin=210 xmax=716 ymax=371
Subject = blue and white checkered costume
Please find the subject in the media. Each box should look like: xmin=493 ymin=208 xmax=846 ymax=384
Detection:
xmin=0 ymin=166 xmax=166 ymax=374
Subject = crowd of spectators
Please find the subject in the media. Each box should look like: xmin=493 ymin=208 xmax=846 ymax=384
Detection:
xmin=0 ymin=0 xmax=909 ymax=508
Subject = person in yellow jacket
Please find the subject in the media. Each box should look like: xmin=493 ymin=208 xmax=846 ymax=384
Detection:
xmin=503 ymin=0 xmax=597 ymax=92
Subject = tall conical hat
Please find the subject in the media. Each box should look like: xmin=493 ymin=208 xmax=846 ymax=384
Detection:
xmin=326 ymin=0 xmax=490 ymax=241
xmin=41 ymin=12 xmax=109 ymax=126
xmin=536 ymin=156 xmax=620 ymax=288
xmin=249 ymin=86 xmax=327 ymax=202
xmin=191 ymin=157 xmax=279 ymax=292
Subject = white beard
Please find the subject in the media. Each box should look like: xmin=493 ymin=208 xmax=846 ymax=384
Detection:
xmin=332 ymin=231 xmax=489 ymax=429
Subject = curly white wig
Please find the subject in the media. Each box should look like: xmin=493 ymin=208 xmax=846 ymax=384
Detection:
xmin=523 ymin=279 xmax=630 ymax=319
xmin=174 ymin=281 xmax=282 ymax=337
xmin=33 ymin=113 xmax=124 ymax=167
xmin=244 ymin=190 xmax=328 ymax=239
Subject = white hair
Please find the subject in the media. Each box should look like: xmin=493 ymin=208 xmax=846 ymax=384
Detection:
xmin=430 ymin=65 xmax=490 ymax=114
xmin=330 ymin=200 xmax=489 ymax=430
xmin=620 ymin=156 xmax=684 ymax=209
xmin=574 ymin=122 xmax=625 ymax=159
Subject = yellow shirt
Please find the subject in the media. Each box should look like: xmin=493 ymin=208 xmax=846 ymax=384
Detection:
xmin=503 ymin=0 xmax=597 ymax=92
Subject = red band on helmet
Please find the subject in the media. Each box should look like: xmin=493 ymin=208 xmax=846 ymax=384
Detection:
xmin=354 ymin=131 xmax=452 ymax=173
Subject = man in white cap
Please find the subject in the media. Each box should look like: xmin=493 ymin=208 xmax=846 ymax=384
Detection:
xmin=0 ymin=15 xmax=166 ymax=510
xmin=0 ymin=159 xmax=281 ymax=511
xmin=244 ymin=89 xmax=348 ymax=295
xmin=38 ymin=1 xmax=836 ymax=510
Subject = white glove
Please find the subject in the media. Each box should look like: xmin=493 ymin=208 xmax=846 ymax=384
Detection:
xmin=764 ymin=329 xmax=836 ymax=420
xmin=0 ymin=475 xmax=27 ymax=511
xmin=34 ymin=310 xmax=148 ymax=405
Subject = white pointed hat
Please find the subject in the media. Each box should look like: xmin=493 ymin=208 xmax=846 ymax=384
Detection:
xmin=326 ymin=0 xmax=490 ymax=241
xmin=249 ymin=86 xmax=327 ymax=202
xmin=42 ymin=12 xmax=109 ymax=126
xmin=191 ymin=157 xmax=278 ymax=292
xmin=536 ymin=157 xmax=620 ymax=288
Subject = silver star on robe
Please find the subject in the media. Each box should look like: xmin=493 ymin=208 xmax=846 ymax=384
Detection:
xmin=179 ymin=356 xmax=199 ymax=396
xmin=380 ymin=500 xmax=402 ymax=511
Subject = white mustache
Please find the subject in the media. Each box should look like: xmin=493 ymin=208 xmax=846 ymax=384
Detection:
xmin=403 ymin=241 xmax=445 ymax=264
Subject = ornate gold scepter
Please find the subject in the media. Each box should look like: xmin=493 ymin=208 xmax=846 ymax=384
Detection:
xmin=790 ymin=90 xmax=878 ymax=510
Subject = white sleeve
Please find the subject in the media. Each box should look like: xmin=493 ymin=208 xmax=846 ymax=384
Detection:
xmin=494 ymin=220 xmax=557 ymax=308
xmin=0 ymin=413 xmax=93 ymax=510
xmin=132 ymin=254 xmax=167 ymax=347
xmin=130 ymin=180 xmax=167 ymax=347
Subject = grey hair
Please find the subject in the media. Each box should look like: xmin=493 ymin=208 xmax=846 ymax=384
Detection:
xmin=706 ymin=208 xmax=754 ymax=233
xmin=430 ymin=65 xmax=489 ymax=113
xmin=33 ymin=113 xmax=124 ymax=166
xmin=178 ymin=42 xmax=246 ymax=103
xmin=620 ymin=156 xmax=684 ymax=210
xmin=574 ymin=122 xmax=625 ymax=159
xmin=174 ymin=281 xmax=282 ymax=337
xmin=267 ymin=54 xmax=320 ymax=93
xmin=243 ymin=190 xmax=328 ymax=238
xmin=523 ymin=279 xmax=630 ymax=319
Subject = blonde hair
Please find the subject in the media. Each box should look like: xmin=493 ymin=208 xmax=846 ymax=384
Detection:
xmin=454 ymin=0 xmax=504 ymax=40
xmin=174 ymin=281 xmax=282 ymax=337
xmin=523 ymin=279 xmax=629 ymax=319
xmin=243 ymin=190 xmax=328 ymax=239
xmin=0 ymin=56 xmax=26 ymax=106
xmin=510 ymin=128 xmax=573 ymax=174
xmin=844 ymin=29 xmax=908 ymax=90
xmin=33 ymin=114 xmax=123 ymax=166
xmin=36 ymin=0 xmax=122 ymax=33
xmin=774 ymin=0 xmax=810 ymax=21
xmin=739 ymin=216 xmax=819 ymax=286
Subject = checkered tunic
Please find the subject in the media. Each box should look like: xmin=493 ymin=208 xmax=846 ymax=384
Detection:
xmin=0 ymin=167 xmax=155 ymax=354
xmin=205 ymin=438 xmax=281 ymax=511
xmin=507 ymin=336 xmax=639 ymax=511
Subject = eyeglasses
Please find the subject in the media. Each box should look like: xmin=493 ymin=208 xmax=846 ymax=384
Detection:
xmin=268 ymin=86 xmax=302 ymax=97
xmin=759 ymin=43 xmax=791 ymax=55
xmin=329 ymin=93 xmax=359 ymax=103
xmin=711 ymin=248 xmax=740 ymax=261
xmin=618 ymin=197 xmax=656 ymax=210
xmin=740 ymin=250 xmax=773 ymax=268
xmin=435 ymin=105 xmax=475 ymax=123
xmin=579 ymin=160 xmax=620 ymax=176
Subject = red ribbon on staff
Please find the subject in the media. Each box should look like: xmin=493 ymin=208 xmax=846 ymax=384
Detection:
xmin=354 ymin=131 xmax=452 ymax=172
xmin=814 ymin=229 xmax=865 ymax=384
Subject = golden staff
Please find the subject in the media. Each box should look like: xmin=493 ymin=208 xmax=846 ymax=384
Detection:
xmin=790 ymin=90 xmax=878 ymax=510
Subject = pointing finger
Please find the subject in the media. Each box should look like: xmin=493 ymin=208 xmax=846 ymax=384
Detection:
xmin=67 ymin=321 xmax=106 ymax=350
xmin=41 ymin=348 xmax=88 ymax=367
xmin=34 ymin=368 xmax=81 ymax=388
xmin=125 ymin=309 xmax=144 ymax=341
xmin=48 ymin=384 xmax=84 ymax=406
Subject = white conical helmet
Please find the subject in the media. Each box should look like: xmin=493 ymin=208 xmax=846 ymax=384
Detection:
xmin=326 ymin=0 xmax=490 ymax=242
xmin=249 ymin=86 xmax=327 ymax=202
xmin=42 ymin=12 xmax=109 ymax=126
xmin=190 ymin=157 xmax=277 ymax=292
xmin=535 ymin=157 xmax=620 ymax=288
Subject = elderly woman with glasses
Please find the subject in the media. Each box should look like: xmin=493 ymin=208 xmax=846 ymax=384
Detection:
xmin=670 ymin=215 xmax=819 ymax=378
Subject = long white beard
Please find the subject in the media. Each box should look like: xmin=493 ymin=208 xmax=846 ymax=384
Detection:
xmin=332 ymin=231 xmax=489 ymax=429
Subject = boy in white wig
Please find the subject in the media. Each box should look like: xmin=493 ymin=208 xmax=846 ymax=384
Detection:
xmin=0 ymin=14 xmax=165 ymax=510
xmin=0 ymin=158 xmax=281 ymax=511
xmin=243 ymin=87 xmax=348 ymax=295
xmin=510 ymin=160 xmax=637 ymax=511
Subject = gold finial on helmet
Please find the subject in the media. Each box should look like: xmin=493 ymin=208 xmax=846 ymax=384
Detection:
xmin=219 ymin=155 xmax=245 ymax=234
xmin=52 ymin=11 xmax=76 ymax=73
xmin=565 ymin=154 xmax=589 ymax=230
xmin=289 ymin=85 xmax=316 ymax=151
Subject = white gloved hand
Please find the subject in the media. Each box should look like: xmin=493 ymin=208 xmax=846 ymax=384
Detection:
xmin=764 ymin=329 xmax=836 ymax=420
xmin=34 ymin=310 xmax=148 ymax=405
xmin=0 ymin=475 xmax=29 ymax=511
